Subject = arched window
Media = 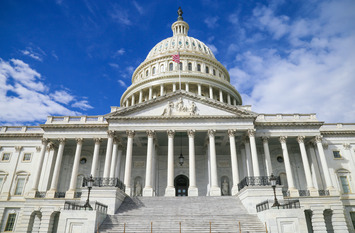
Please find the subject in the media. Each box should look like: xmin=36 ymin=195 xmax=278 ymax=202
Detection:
xmin=169 ymin=63 xmax=173 ymax=71
xmin=197 ymin=64 xmax=201 ymax=71
xmin=179 ymin=63 xmax=183 ymax=70
xmin=152 ymin=67 xmax=156 ymax=75
xmin=206 ymin=66 xmax=209 ymax=74
xmin=188 ymin=63 xmax=192 ymax=71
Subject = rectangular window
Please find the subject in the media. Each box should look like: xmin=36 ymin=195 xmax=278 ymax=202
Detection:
xmin=23 ymin=153 xmax=31 ymax=162
xmin=333 ymin=151 xmax=341 ymax=158
xmin=2 ymin=153 xmax=10 ymax=161
xmin=350 ymin=212 xmax=355 ymax=229
xmin=4 ymin=213 xmax=16 ymax=231
xmin=14 ymin=178 xmax=25 ymax=195
xmin=340 ymin=176 xmax=350 ymax=194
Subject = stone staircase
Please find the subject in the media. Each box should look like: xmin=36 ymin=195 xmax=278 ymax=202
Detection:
xmin=99 ymin=196 xmax=266 ymax=233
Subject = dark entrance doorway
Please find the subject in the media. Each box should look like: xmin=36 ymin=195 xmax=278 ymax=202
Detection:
xmin=174 ymin=175 xmax=189 ymax=196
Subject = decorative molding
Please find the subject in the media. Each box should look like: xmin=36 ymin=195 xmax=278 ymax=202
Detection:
xmin=343 ymin=143 xmax=350 ymax=150
xmin=36 ymin=146 xmax=41 ymax=152
xmin=93 ymin=138 xmax=102 ymax=143
xmin=247 ymin=129 xmax=255 ymax=137
xmin=107 ymin=130 xmax=115 ymax=138
xmin=227 ymin=129 xmax=236 ymax=137
xmin=75 ymin=138 xmax=83 ymax=144
xmin=58 ymin=138 xmax=66 ymax=144
xmin=41 ymin=138 xmax=49 ymax=144
xmin=146 ymin=130 xmax=155 ymax=138
xmin=297 ymin=136 xmax=305 ymax=144
xmin=207 ymin=129 xmax=216 ymax=137
xmin=279 ymin=136 xmax=287 ymax=144
xmin=161 ymin=98 xmax=198 ymax=116
xmin=315 ymin=135 xmax=323 ymax=143
xmin=167 ymin=130 xmax=175 ymax=137
xmin=15 ymin=146 xmax=23 ymax=152
xmin=126 ymin=130 xmax=135 ymax=138
xmin=47 ymin=142 xmax=55 ymax=151
xmin=262 ymin=137 xmax=269 ymax=143
xmin=187 ymin=129 xmax=195 ymax=137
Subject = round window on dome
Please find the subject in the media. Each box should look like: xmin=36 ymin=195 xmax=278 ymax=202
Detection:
xmin=80 ymin=158 xmax=87 ymax=164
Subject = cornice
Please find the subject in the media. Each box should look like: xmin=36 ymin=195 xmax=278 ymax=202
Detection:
xmin=321 ymin=131 xmax=355 ymax=136
xmin=0 ymin=133 xmax=43 ymax=138
xmin=255 ymin=122 xmax=324 ymax=127
xmin=112 ymin=115 xmax=254 ymax=121
xmin=40 ymin=124 xmax=108 ymax=129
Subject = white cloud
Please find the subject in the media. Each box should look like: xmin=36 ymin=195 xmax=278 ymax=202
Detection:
xmin=118 ymin=80 xmax=127 ymax=88
xmin=133 ymin=1 xmax=144 ymax=15
xmin=110 ymin=7 xmax=132 ymax=26
xmin=204 ymin=16 xmax=219 ymax=29
xmin=229 ymin=0 xmax=355 ymax=123
xmin=71 ymin=100 xmax=93 ymax=110
xmin=206 ymin=44 xmax=218 ymax=55
xmin=109 ymin=63 xmax=119 ymax=68
xmin=0 ymin=58 xmax=92 ymax=125
xmin=115 ymin=48 xmax=125 ymax=56
xmin=21 ymin=46 xmax=46 ymax=62
xmin=50 ymin=90 xmax=74 ymax=104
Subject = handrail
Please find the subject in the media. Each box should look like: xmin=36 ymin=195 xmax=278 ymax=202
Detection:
xmin=64 ymin=201 xmax=108 ymax=213
xmin=237 ymin=176 xmax=281 ymax=191
xmin=82 ymin=177 xmax=125 ymax=191
xmin=256 ymin=199 xmax=301 ymax=212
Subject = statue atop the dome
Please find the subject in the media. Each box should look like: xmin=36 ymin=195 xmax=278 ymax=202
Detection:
xmin=177 ymin=7 xmax=183 ymax=21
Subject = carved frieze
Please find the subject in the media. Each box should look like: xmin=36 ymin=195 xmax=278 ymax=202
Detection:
xmin=161 ymin=97 xmax=198 ymax=116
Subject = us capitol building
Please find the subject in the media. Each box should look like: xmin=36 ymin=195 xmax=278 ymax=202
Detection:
xmin=1 ymin=8 xmax=355 ymax=233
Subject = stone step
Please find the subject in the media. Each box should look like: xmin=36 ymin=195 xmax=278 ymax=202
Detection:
xmin=99 ymin=196 xmax=266 ymax=233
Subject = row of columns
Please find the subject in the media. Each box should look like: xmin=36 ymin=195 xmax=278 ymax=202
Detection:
xmin=29 ymin=129 xmax=335 ymax=198
xmin=126 ymin=83 xmax=238 ymax=107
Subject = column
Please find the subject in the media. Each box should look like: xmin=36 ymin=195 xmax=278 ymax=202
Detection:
xmin=248 ymin=129 xmax=260 ymax=176
xmin=66 ymin=138 xmax=83 ymax=198
xmin=139 ymin=90 xmax=143 ymax=103
xmin=173 ymin=83 xmax=176 ymax=92
xmin=185 ymin=82 xmax=189 ymax=92
xmin=244 ymin=138 xmax=253 ymax=176
xmin=149 ymin=87 xmax=152 ymax=100
xmin=315 ymin=135 xmax=337 ymax=194
xmin=47 ymin=138 xmax=65 ymax=198
xmin=262 ymin=137 xmax=273 ymax=176
xmin=227 ymin=94 xmax=231 ymax=105
xmin=197 ymin=84 xmax=202 ymax=95
xmin=124 ymin=130 xmax=135 ymax=196
xmin=279 ymin=136 xmax=298 ymax=196
xmin=208 ymin=129 xmax=221 ymax=196
xmin=297 ymin=136 xmax=317 ymax=195
xmin=209 ymin=86 xmax=213 ymax=99
xmin=160 ymin=84 xmax=164 ymax=96
xmin=228 ymin=129 xmax=239 ymax=195
xmin=131 ymin=95 xmax=135 ymax=106
xmin=188 ymin=130 xmax=198 ymax=196
xmin=233 ymin=99 xmax=237 ymax=106
xmin=311 ymin=209 xmax=327 ymax=233
xmin=165 ymin=130 xmax=175 ymax=196
xmin=90 ymin=138 xmax=102 ymax=177
xmin=29 ymin=138 xmax=48 ymax=197
xmin=143 ymin=130 xmax=155 ymax=196
xmin=103 ymin=130 xmax=114 ymax=178
xmin=115 ymin=144 xmax=123 ymax=180
xmin=110 ymin=138 xmax=119 ymax=178
xmin=219 ymin=89 xmax=223 ymax=102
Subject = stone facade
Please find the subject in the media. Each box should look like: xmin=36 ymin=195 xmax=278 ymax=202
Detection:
xmin=0 ymin=8 xmax=355 ymax=233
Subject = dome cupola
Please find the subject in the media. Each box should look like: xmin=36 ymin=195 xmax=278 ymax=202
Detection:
xmin=120 ymin=8 xmax=242 ymax=107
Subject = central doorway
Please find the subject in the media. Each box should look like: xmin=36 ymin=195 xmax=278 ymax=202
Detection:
xmin=174 ymin=175 xmax=189 ymax=196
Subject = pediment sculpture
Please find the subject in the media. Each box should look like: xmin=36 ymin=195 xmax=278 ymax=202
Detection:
xmin=162 ymin=97 xmax=198 ymax=116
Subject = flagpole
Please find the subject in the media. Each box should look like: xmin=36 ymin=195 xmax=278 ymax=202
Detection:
xmin=178 ymin=50 xmax=181 ymax=91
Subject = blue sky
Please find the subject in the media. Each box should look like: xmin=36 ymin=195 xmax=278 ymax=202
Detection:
xmin=1 ymin=0 xmax=354 ymax=125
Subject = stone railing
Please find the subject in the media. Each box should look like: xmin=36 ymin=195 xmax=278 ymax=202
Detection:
xmin=237 ymin=176 xmax=281 ymax=191
xmin=0 ymin=126 xmax=43 ymax=133
xmin=82 ymin=177 xmax=125 ymax=191
xmin=256 ymin=199 xmax=301 ymax=213
xmin=257 ymin=114 xmax=318 ymax=122
xmin=64 ymin=201 xmax=108 ymax=213
xmin=45 ymin=116 xmax=107 ymax=124
xmin=54 ymin=192 xmax=66 ymax=198
xmin=35 ymin=191 xmax=46 ymax=198
xmin=318 ymin=190 xmax=330 ymax=196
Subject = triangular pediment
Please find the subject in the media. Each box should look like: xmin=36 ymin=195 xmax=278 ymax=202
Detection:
xmin=105 ymin=91 xmax=257 ymax=119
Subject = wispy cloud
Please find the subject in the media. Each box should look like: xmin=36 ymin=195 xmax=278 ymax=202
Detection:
xmin=229 ymin=0 xmax=355 ymax=123
xmin=204 ymin=16 xmax=219 ymax=29
xmin=21 ymin=46 xmax=46 ymax=62
xmin=118 ymin=80 xmax=127 ymax=88
xmin=71 ymin=100 xmax=93 ymax=110
xmin=110 ymin=6 xmax=132 ymax=26
xmin=206 ymin=44 xmax=218 ymax=55
xmin=133 ymin=1 xmax=144 ymax=15
xmin=114 ymin=48 xmax=125 ymax=57
xmin=0 ymin=58 xmax=92 ymax=124
xmin=109 ymin=63 xmax=119 ymax=68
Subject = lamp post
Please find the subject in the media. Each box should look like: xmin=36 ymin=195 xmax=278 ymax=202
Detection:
xmin=179 ymin=133 xmax=184 ymax=166
xmin=84 ymin=175 xmax=94 ymax=210
xmin=270 ymin=174 xmax=280 ymax=208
